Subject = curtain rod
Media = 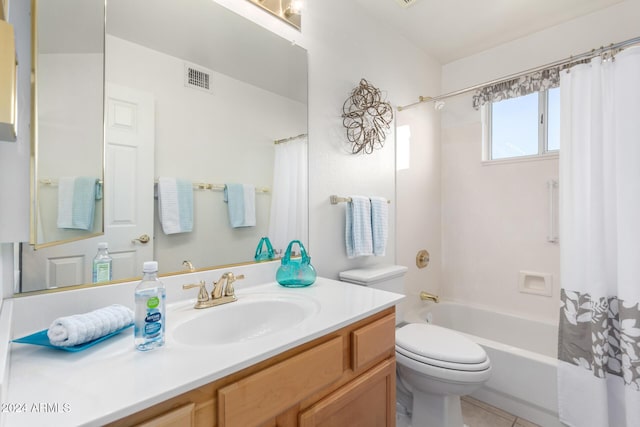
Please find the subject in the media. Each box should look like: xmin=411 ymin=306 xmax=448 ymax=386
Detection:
xmin=397 ymin=35 xmax=640 ymax=111
xmin=274 ymin=133 xmax=307 ymax=144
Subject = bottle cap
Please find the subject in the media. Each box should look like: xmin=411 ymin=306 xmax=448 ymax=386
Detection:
xmin=98 ymin=242 xmax=108 ymax=249
xmin=143 ymin=261 xmax=158 ymax=273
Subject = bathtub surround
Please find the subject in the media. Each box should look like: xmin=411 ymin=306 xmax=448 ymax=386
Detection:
xmin=441 ymin=0 xmax=640 ymax=323
xmin=557 ymin=46 xmax=640 ymax=427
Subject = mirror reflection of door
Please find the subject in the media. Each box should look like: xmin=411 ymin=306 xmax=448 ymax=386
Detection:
xmin=21 ymin=84 xmax=155 ymax=291
xmin=103 ymin=83 xmax=155 ymax=281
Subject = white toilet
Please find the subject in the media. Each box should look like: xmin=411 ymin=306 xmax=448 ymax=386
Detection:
xmin=339 ymin=265 xmax=491 ymax=427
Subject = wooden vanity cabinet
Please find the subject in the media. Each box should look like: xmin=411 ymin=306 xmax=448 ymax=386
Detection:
xmin=108 ymin=307 xmax=396 ymax=427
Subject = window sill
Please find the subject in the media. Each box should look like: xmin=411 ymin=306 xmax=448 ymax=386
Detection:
xmin=482 ymin=152 xmax=559 ymax=166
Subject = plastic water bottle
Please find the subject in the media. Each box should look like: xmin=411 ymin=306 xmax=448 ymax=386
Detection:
xmin=134 ymin=261 xmax=166 ymax=351
xmin=92 ymin=242 xmax=112 ymax=283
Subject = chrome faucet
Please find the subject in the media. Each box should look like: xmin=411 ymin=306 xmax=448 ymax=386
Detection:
xmin=420 ymin=291 xmax=440 ymax=303
xmin=183 ymin=272 xmax=245 ymax=309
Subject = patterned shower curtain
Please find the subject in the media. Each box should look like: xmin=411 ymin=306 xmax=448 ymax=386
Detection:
xmin=558 ymin=46 xmax=640 ymax=427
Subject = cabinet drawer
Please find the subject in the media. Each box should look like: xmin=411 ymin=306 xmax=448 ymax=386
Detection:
xmin=219 ymin=337 xmax=343 ymax=427
xmin=351 ymin=314 xmax=395 ymax=372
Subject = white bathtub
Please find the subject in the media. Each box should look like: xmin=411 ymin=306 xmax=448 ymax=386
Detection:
xmin=404 ymin=301 xmax=562 ymax=427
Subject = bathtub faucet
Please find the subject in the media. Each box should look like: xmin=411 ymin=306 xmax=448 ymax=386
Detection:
xmin=420 ymin=291 xmax=440 ymax=303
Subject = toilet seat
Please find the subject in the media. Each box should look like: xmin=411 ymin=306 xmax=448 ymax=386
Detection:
xmin=395 ymin=323 xmax=490 ymax=372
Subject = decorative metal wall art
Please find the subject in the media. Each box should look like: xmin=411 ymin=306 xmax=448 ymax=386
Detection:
xmin=342 ymin=79 xmax=394 ymax=154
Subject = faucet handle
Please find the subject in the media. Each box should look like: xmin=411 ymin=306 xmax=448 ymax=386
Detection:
xmin=183 ymin=281 xmax=209 ymax=303
xmin=224 ymin=273 xmax=245 ymax=297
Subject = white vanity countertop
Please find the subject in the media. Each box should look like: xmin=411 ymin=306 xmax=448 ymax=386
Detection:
xmin=3 ymin=277 xmax=403 ymax=427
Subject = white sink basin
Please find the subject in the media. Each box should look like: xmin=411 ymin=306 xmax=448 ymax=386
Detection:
xmin=171 ymin=293 xmax=320 ymax=346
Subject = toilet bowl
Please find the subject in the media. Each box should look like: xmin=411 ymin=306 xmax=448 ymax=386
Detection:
xmin=339 ymin=265 xmax=491 ymax=427
xmin=395 ymin=323 xmax=491 ymax=427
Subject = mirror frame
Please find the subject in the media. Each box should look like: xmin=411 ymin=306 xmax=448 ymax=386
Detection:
xmin=246 ymin=0 xmax=302 ymax=30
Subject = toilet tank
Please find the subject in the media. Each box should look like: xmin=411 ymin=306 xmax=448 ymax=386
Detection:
xmin=339 ymin=265 xmax=408 ymax=294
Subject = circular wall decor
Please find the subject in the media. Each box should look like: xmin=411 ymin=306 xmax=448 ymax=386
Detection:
xmin=342 ymin=79 xmax=394 ymax=155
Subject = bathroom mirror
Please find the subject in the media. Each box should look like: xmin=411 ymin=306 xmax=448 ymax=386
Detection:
xmin=30 ymin=0 xmax=106 ymax=248
xmin=21 ymin=0 xmax=308 ymax=293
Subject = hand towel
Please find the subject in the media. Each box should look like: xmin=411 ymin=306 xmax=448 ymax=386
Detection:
xmin=242 ymin=184 xmax=256 ymax=227
xmin=370 ymin=196 xmax=388 ymax=256
xmin=345 ymin=195 xmax=373 ymax=258
xmin=224 ymin=184 xmax=256 ymax=228
xmin=47 ymin=304 xmax=134 ymax=347
xmin=157 ymin=177 xmax=194 ymax=234
xmin=57 ymin=176 xmax=98 ymax=230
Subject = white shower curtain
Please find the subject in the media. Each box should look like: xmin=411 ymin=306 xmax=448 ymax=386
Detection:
xmin=268 ymin=135 xmax=308 ymax=253
xmin=558 ymin=46 xmax=640 ymax=427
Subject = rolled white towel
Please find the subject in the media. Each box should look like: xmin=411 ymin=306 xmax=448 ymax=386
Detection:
xmin=47 ymin=304 xmax=134 ymax=347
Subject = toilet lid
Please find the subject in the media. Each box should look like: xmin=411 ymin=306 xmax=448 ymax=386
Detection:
xmin=395 ymin=323 xmax=488 ymax=366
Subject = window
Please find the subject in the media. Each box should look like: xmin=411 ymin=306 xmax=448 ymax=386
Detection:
xmin=485 ymin=87 xmax=560 ymax=161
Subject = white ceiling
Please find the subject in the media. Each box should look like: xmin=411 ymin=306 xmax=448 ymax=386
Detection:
xmin=353 ymin=0 xmax=625 ymax=64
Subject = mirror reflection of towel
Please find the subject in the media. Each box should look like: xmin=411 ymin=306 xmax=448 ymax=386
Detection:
xmin=157 ymin=177 xmax=194 ymax=234
xmin=224 ymin=184 xmax=256 ymax=228
xmin=57 ymin=176 xmax=98 ymax=230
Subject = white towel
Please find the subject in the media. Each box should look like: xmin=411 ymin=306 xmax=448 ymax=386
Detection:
xmin=47 ymin=304 xmax=134 ymax=347
xmin=370 ymin=197 xmax=388 ymax=256
xmin=345 ymin=195 xmax=373 ymax=258
xmin=157 ymin=177 xmax=194 ymax=234
xmin=57 ymin=176 xmax=98 ymax=230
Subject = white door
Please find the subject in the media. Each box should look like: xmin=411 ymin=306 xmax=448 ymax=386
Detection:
xmin=103 ymin=83 xmax=155 ymax=280
xmin=21 ymin=84 xmax=155 ymax=291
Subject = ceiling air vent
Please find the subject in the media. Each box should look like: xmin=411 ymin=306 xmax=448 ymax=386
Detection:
xmin=184 ymin=63 xmax=213 ymax=94
xmin=395 ymin=0 xmax=418 ymax=8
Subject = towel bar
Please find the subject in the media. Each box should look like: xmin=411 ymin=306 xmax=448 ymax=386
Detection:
xmin=153 ymin=181 xmax=270 ymax=194
xmin=330 ymin=195 xmax=391 ymax=205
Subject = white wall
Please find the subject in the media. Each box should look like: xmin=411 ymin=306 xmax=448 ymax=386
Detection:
xmin=34 ymin=53 xmax=104 ymax=244
xmin=439 ymin=0 xmax=640 ymax=322
xmin=304 ymin=0 xmax=441 ymax=295
xmin=396 ymin=98 xmax=441 ymax=309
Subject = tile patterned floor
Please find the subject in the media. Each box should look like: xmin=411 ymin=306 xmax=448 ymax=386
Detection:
xmin=461 ymin=396 xmax=541 ymax=427
xmin=396 ymin=396 xmax=541 ymax=427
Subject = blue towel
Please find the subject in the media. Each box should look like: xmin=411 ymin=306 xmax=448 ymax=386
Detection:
xmin=57 ymin=176 xmax=98 ymax=230
xmin=370 ymin=197 xmax=388 ymax=256
xmin=224 ymin=184 xmax=256 ymax=228
xmin=157 ymin=177 xmax=193 ymax=234
xmin=345 ymin=196 xmax=373 ymax=258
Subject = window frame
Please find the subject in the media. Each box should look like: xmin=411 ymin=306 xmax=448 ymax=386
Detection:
xmin=483 ymin=88 xmax=559 ymax=163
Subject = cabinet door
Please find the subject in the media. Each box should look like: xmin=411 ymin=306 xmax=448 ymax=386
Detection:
xmin=299 ymin=358 xmax=395 ymax=427
xmin=219 ymin=337 xmax=343 ymax=427
xmin=135 ymin=403 xmax=195 ymax=427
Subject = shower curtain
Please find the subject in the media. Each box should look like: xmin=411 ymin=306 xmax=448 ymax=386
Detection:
xmin=558 ymin=47 xmax=640 ymax=427
xmin=268 ymin=135 xmax=308 ymax=252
